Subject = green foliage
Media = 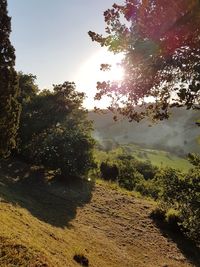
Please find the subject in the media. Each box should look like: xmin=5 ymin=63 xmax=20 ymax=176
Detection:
xmin=178 ymin=166 xmax=200 ymax=243
xmin=135 ymin=179 xmax=160 ymax=199
xmin=18 ymin=72 xmax=39 ymax=103
xmin=97 ymin=150 xmax=157 ymax=191
xmin=158 ymin=156 xmax=200 ymax=245
xmin=21 ymin=124 xmax=95 ymax=178
xmin=188 ymin=152 xmax=200 ymax=167
xmin=18 ymin=81 xmax=85 ymax=143
xmin=133 ymin=160 xmax=158 ymax=180
xmin=89 ymin=1 xmax=200 ymax=122
xmin=157 ymin=168 xmax=184 ymax=208
xmin=118 ymin=164 xmax=143 ymax=191
xmin=18 ymin=77 xmax=95 ymax=179
xmin=0 ymin=0 xmax=21 ymax=157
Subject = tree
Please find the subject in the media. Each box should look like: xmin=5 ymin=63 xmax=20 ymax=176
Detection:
xmin=18 ymin=72 xmax=39 ymax=104
xmin=0 ymin=0 xmax=21 ymax=157
xmin=18 ymin=81 xmax=86 ymax=144
xmin=18 ymin=78 xmax=95 ymax=180
xmin=89 ymin=0 xmax=200 ymax=122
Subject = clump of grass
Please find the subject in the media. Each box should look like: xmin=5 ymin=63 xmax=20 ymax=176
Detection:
xmin=150 ymin=207 xmax=181 ymax=232
xmin=165 ymin=209 xmax=180 ymax=229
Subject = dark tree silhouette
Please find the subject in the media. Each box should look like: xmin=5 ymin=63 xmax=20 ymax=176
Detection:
xmin=0 ymin=0 xmax=21 ymax=157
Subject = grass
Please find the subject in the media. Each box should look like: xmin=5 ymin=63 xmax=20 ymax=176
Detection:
xmin=94 ymin=144 xmax=192 ymax=172
xmin=0 ymin=236 xmax=52 ymax=266
xmin=0 ymin=158 xmax=199 ymax=267
xmin=95 ymin=178 xmax=153 ymax=201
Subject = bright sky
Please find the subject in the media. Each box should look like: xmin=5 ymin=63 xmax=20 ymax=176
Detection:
xmin=8 ymin=0 xmax=124 ymax=109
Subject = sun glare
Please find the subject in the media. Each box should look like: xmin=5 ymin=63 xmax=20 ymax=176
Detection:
xmin=74 ymin=49 xmax=124 ymax=109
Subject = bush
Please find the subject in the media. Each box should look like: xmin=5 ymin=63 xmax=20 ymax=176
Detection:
xmin=118 ymin=160 xmax=143 ymax=191
xmin=158 ymin=160 xmax=200 ymax=245
xmin=178 ymin=167 xmax=200 ymax=244
xmin=100 ymin=161 xmax=119 ymax=181
xmin=22 ymin=125 xmax=95 ymax=179
xmin=134 ymin=160 xmax=158 ymax=180
xmin=157 ymin=168 xmax=183 ymax=208
xmin=135 ymin=179 xmax=160 ymax=199
xmin=150 ymin=207 xmax=181 ymax=232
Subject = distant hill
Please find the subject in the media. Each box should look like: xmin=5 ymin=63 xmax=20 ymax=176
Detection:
xmin=89 ymin=108 xmax=200 ymax=155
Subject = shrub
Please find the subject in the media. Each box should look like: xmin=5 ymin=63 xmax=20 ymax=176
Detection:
xmin=134 ymin=160 xmax=158 ymax=180
xmin=135 ymin=179 xmax=160 ymax=199
xmin=178 ymin=167 xmax=200 ymax=244
xmin=118 ymin=160 xmax=143 ymax=191
xmin=150 ymin=207 xmax=181 ymax=232
xmin=100 ymin=161 xmax=119 ymax=181
xmin=158 ymin=161 xmax=200 ymax=245
xmin=158 ymin=168 xmax=183 ymax=209
xmin=165 ymin=209 xmax=181 ymax=231
xmin=21 ymin=125 xmax=95 ymax=179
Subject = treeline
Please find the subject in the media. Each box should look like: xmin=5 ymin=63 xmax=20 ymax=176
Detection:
xmin=14 ymin=72 xmax=95 ymax=180
xmin=96 ymin=149 xmax=200 ymax=246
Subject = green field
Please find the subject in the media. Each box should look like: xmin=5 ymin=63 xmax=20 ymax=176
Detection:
xmin=94 ymin=144 xmax=192 ymax=172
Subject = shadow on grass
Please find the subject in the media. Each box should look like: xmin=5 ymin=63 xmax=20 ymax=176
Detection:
xmin=0 ymin=158 xmax=94 ymax=228
xmin=151 ymin=215 xmax=200 ymax=267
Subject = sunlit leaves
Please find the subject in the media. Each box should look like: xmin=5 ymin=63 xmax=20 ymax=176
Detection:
xmin=89 ymin=0 xmax=200 ymax=122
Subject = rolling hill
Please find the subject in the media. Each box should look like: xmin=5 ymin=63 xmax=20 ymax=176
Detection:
xmin=89 ymin=108 xmax=200 ymax=156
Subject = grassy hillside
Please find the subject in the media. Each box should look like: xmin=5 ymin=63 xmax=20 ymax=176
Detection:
xmin=89 ymin=108 xmax=200 ymax=155
xmin=94 ymin=144 xmax=192 ymax=172
xmin=0 ymin=159 xmax=200 ymax=267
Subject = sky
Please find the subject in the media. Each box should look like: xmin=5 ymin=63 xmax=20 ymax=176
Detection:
xmin=8 ymin=0 xmax=124 ymax=109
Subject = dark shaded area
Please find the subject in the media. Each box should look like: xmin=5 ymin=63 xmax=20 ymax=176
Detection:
xmin=73 ymin=254 xmax=89 ymax=266
xmin=150 ymin=214 xmax=200 ymax=267
xmin=0 ymin=158 xmax=94 ymax=228
xmin=100 ymin=161 xmax=119 ymax=181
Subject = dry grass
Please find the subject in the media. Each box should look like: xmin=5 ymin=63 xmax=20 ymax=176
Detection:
xmin=0 ymin=158 xmax=199 ymax=267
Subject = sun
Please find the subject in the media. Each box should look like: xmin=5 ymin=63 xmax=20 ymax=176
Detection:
xmin=74 ymin=48 xmax=124 ymax=109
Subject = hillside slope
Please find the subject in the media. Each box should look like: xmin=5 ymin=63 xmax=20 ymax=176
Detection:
xmin=0 ymin=159 xmax=200 ymax=267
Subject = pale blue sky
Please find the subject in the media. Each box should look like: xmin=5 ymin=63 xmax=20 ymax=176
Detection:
xmin=8 ymin=0 xmax=123 ymax=108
